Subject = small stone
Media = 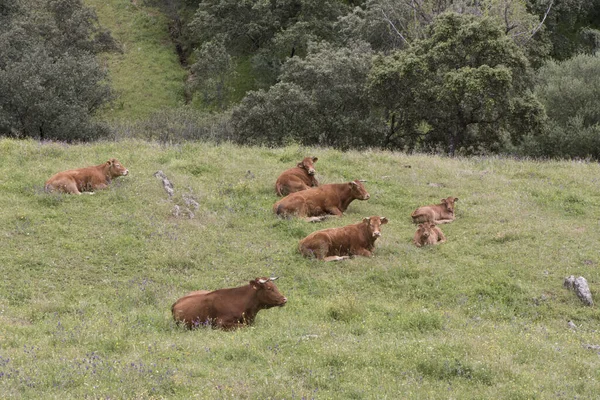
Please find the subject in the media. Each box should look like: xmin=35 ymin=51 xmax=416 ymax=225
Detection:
xmin=574 ymin=276 xmax=594 ymax=306
xmin=563 ymin=275 xmax=576 ymax=290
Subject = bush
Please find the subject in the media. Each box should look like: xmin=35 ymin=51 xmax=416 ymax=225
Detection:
xmin=107 ymin=108 xmax=233 ymax=144
xmin=231 ymin=41 xmax=385 ymax=149
xmin=520 ymin=53 xmax=600 ymax=159
xmin=0 ymin=0 xmax=117 ymax=141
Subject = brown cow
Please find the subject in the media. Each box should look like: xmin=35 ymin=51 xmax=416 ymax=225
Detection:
xmin=413 ymin=222 xmax=446 ymax=247
xmin=171 ymin=277 xmax=287 ymax=330
xmin=299 ymin=216 xmax=389 ymax=261
xmin=45 ymin=159 xmax=129 ymax=194
xmin=411 ymin=197 xmax=458 ymax=224
xmin=273 ymin=180 xmax=370 ymax=222
xmin=275 ymin=157 xmax=319 ymax=196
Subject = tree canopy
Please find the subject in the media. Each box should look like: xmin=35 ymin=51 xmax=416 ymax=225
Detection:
xmin=0 ymin=0 xmax=118 ymax=141
xmin=368 ymin=13 xmax=546 ymax=155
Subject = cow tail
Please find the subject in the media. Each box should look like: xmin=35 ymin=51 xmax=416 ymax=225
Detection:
xmin=275 ymin=182 xmax=283 ymax=196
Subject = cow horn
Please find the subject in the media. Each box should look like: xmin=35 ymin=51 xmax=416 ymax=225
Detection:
xmin=358 ymin=179 xmax=367 ymax=182
xmin=258 ymin=278 xmax=268 ymax=284
xmin=269 ymin=276 xmax=279 ymax=281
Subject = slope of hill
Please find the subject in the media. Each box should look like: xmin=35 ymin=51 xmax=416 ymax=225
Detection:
xmin=85 ymin=0 xmax=188 ymax=121
xmin=0 ymin=138 xmax=599 ymax=398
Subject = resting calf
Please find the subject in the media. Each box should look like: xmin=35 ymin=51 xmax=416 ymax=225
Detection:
xmin=411 ymin=197 xmax=458 ymax=224
xmin=299 ymin=216 xmax=388 ymax=261
xmin=273 ymin=180 xmax=370 ymax=222
xmin=45 ymin=159 xmax=129 ymax=194
xmin=275 ymin=156 xmax=319 ymax=196
xmin=413 ymin=222 xmax=446 ymax=247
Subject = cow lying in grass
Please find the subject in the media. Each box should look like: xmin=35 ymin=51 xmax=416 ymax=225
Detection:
xmin=413 ymin=222 xmax=446 ymax=247
xmin=411 ymin=197 xmax=458 ymax=224
xmin=275 ymin=156 xmax=319 ymax=196
xmin=171 ymin=277 xmax=287 ymax=330
xmin=299 ymin=216 xmax=388 ymax=261
xmin=273 ymin=180 xmax=370 ymax=222
xmin=45 ymin=158 xmax=129 ymax=194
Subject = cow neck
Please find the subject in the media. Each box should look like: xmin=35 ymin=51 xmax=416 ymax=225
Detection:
xmin=226 ymin=284 xmax=263 ymax=316
xmin=335 ymin=183 xmax=355 ymax=212
xmin=357 ymin=222 xmax=376 ymax=248
xmin=294 ymin=168 xmax=311 ymax=184
xmin=99 ymin=163 xmax=112 ymax=182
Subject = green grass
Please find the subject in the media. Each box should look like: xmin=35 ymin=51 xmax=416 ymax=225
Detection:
xmin=86 ymin=0 xmax=188 ymax=121
xmin=1 ymin=138 xmax=600 ymax=398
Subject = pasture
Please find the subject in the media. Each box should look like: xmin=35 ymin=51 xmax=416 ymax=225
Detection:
xmin=0 ymin=138 xmax=599 ymax=398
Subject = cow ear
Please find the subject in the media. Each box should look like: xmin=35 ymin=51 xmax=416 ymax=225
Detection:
xmin=363 ymin=217 xmax=369 ymax=224
xmin=418 ymin=224 xmax=424 ymax=228
xmin=312 ymin=157 xmax=318 ymax=162
xmin=381 ymin=217 xmax=389 ymax=224
xmin=297 ymin=162 xmax=304 ymax=168
xmin=250 ymin=280 xmax=259 ymax=289
xmin=441 ymin=198 xmax=447 ymax=204
xmin=350 ymin=181 xmax=358 ymax=187
xmin=454 ymin=197 xmax=459 ymax=202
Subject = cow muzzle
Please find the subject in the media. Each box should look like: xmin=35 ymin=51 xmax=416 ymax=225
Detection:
xmin=308 ymin=169 xmax=315 ymax=175
xmin=373 ymin=231 xmax=381 ymax=237
xmin=280 ymin=297 xmax=288 ymax=306
xmin=123 ymin=170 xmax=129 ymax=176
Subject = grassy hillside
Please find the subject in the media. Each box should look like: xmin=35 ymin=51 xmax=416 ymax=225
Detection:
xmin=1 ymin=138 xmax=599 ymax=398
xmin=86 ymin=0 xmax=188 ymax=121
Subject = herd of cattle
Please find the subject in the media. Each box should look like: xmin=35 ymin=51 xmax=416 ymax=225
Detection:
xmin=44 ymin=156 xmax=459 ymax=330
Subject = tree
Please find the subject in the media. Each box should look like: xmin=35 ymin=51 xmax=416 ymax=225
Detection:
xmin=232 ymin=41 xmax=384 ymax=148
xmin=528 ymin=0 xmax=600 ymax=60
xmin=368 ymin=12 xmax=546 ymax=155
xmin=189 ymin=0 xmax=349 ymax=85
xmin=520 ymin=53 xmax=600 ymax=159
xmin=0 ymin=0 xmax=117 ymax=141
xmin=336 ymin=0 xmax=551 ymax=65
xmin=187 ymin=36 xmax=236 ymax=110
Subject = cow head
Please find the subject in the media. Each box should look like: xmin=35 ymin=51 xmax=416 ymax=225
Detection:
xmin=363 ymin=216 xmax=389 ymax=238
xmin=350 ymin=180 xmax=370 ymax=200
xmin=107 ymin=158 xmax=129 ymax=177
xmin=297 ymin=157 xmax=318 ymax=176
xmin=441 ymin=197 xmax=458 ymax=213
xmin=250 ymin=277 xmax=287 ymax=308
xmin=416 ymin=222 xmax=436 ymax=239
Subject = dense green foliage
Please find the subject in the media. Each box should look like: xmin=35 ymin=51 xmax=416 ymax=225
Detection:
xmin=231 ymin=40 xmax=382 ymax=148
xmin=3 ymin=0 xmax=600 ymax=153
xmin=368 ymin=13 xmax=546 ymax=155
xmin=0 ymin=0 xmax=118 ymax=141
xmin=2 ymin=139 xmax=600 ymax=397
xmin=524 ymin=53 xmax=600 ymax=159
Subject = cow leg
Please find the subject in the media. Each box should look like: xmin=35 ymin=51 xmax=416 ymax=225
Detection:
xmin=325 ymin=207 xmax=343 ymax=216
xmin=434 ymin=218 xmax=454 ymax=224
xmin=64 ymin=182 xmax=82 ymax=195
xmin=306 ymin=215 xmax=328 ymax=223
xmin=323 ymin=256 xmax=350 ymax=262
xmin=436 ymin=230 xmax=447 ymax=244
xmin=353 ymin=248 xmax=373 ymax=257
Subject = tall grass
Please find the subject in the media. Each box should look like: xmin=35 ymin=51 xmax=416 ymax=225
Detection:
xmin=0 ymin=138 xmax=599 ymax=398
